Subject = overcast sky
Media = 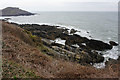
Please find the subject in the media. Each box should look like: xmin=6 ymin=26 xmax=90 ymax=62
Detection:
xmin=0 ymin=0 xmax=119 ymax=11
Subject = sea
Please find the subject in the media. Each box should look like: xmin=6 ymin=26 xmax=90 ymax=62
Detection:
xmin=1 ymin=11 xmax=119 ymax=68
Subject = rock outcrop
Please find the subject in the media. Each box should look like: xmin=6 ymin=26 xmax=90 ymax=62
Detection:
xmin=1 ymin=7 xmax=34 ymax=16
xmin=109 ymin=41 xmax=118 ymax=46
xmin=13 ymin=23 xmax=116 ymax=64
xmin=19 ymin=24 xmax=113 ymax=51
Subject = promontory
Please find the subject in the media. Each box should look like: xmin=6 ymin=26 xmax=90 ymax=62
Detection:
xmin=0 ymin=7 xmax=34 ymax=16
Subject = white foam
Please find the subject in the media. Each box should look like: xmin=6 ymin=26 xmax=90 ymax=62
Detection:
xmin=93 ymin=62 xmax=105 ymax=69
xmin=81 ymin=43 xmax=86 ymax=46
xmin=54 ymin=38 xmax=66 ymax=45
xmin=103 ymin=46 xmax=119 ymax=60
xmin=72 ymin=44 xmax=79 ymax=48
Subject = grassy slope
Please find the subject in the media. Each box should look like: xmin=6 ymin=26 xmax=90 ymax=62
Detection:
xmin=2 ymin=21 xmax=119 ymax=78
xmin=2 ymin=57 xmax=38 ymax=78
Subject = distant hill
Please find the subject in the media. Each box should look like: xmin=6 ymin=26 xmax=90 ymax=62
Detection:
xmin=1 ymin=7 xmax=34 ymax=16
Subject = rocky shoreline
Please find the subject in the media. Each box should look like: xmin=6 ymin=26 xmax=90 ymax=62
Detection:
xmin=2 ymin=20 xmax=119 ymax=78
xmin=10 ymin=22 xmax=118 ymax=66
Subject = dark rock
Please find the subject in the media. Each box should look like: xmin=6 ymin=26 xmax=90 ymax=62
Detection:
xmin=59 ymin=33 xmax=70 ymax=40
xmin=86 ymin=39 xmax=113 ymax=51
xmin=89 ymin=36 xmax=92 ymax=38
xmin=64 ymin=30 xmax=69 ymax=35
xmin=17 ymin=23 xmax=112 ymax=64
xmin=46 ymin=52 xmax=54 ymax=56
xmin=70 ymin=29 xmax=77 ymax=34
xmin=20 ymin=23 xmax=113 ymax=51
xmin=109 ymin=41 xmax=118 ymax=46
xmin=4 ymin=18 xmax=11 ymax=21
xmin=20 ymin=24 xmax=67 ymax=40
xmin=78 ymin=43 xmax=90 ymax=51
xmin=89 ymin=51 xmax=104 ymax=63
xmin=65 ymin=34 xmax=88 ymax=45
xmin=87 ymin=31 xmax=89 ymax=33
xmin=74 ymin=50 xmax=104 ymax=64
xmin=64 ymin=45 xmax=71 ymax=51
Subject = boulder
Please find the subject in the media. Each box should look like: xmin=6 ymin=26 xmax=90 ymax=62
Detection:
xmin=70 ymin=29 xmax=77 ymax=34
xmin=63 ymin=29 xmax=69 ymax=35
xmin=109 ymin=41 xmax=118 ymax=46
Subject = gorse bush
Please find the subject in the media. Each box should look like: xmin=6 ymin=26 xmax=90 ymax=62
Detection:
xmin=24 ymin=30 xmax=42 ymax=46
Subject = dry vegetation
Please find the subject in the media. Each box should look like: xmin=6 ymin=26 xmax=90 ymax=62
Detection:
xmin=1 ymin=21 xmax=119 ymax=79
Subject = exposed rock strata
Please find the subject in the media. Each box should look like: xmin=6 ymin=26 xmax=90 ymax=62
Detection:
xmin=12 ymin=23 xmax=116 ymax=64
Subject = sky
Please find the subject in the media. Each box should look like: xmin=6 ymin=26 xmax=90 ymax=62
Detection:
xmin=0 ymin=0 xmax=119 ymax=11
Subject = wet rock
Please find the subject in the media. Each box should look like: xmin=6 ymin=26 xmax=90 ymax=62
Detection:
xmin=86 ymin=39 xmax=113 ymax=51
xmin=4 ymin=18 xmax=11 ymax=21
xmin=89 ymin=51 xmax=104 ymax=63
xmin=63 ymin=29 xmax=69 ymax=35
xmin=70 ymin=29 xmax=77 ymax=34
xmin=109 ymin=41 xmax=118 ymax=46
xmin=65 ymin=34 xmax=89 ymax=46
xmin=20 ymin=23 xmax=112 ymax=51
xmin=64 ymin=45 xmax=72 ymax=51
xmin=59 ymin=33 xmax=69 ymax=40
xmin=74 ymin=50 xmax=104 ymax=64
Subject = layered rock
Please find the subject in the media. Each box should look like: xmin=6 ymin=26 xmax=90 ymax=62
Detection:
xmin=12 ymin=23 xmax=115 ymax=64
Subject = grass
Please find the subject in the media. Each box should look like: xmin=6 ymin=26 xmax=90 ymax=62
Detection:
xmin=24 ymin=30 xmax=42 ymax=46
xmin=24 ymin=30 xmax=55 ymax=56
xmin=2 ymin=58 xmax=39 ymax=78
xmin=38 ymin=44 xmax=49 ymax=54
